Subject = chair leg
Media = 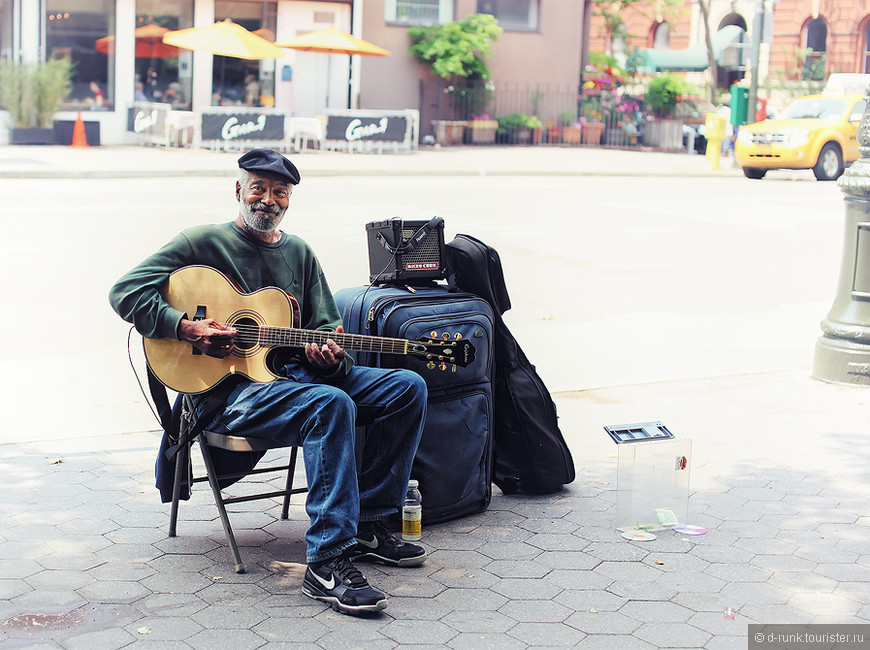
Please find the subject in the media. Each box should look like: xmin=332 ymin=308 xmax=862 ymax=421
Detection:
xmin=198 ymin=436 xmax=246 ymax=574
xmin=281 ymin=446 xmax=299 ymax=520
xmin=168 ymin=442 xmax=188 ymax=537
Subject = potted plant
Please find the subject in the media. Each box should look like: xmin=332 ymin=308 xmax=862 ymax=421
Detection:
xmin=557 ymin=110 xmax=581 ymax=144
xmin=496 ymin=113 xmax=542 ymax=144
xmin=468 ymin=113 xmax=498 ymax=144
xmin=644 ymin=73 xmax=689 ymax=149
xmin=0 ymin=57 xmax=73 ymax=144
xmin=409 ymin=15 xmax=502 ymax=143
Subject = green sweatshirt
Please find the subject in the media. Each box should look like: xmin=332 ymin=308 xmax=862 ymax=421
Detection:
xmin=109 ymin=221 xmax=352 ymax=381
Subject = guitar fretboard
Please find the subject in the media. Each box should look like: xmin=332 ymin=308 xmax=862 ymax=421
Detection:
xmin=230 ymin=323 xmax=410 ymax=355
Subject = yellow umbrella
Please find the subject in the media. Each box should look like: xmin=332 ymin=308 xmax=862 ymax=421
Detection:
xmin=162 ymin=19 xmax=285 ymax=60
xmin=275 ymin=26 xmax=390 ymax=57
xmin=276 ymin=27 xmax=390 ymax=108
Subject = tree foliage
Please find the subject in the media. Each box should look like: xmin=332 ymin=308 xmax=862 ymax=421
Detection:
xmin=408 ymin=14 xmax=503 ymax=80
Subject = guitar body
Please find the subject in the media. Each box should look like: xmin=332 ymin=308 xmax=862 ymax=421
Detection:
xmin=143 ymin=265 xmax=300 ymax=394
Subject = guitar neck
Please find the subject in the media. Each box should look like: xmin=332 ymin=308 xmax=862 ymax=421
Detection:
xmin=239 ymin=324 xmax=411 ymax=356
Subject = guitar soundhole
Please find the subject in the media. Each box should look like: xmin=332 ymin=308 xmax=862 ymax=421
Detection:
xmin=232 ymin=316 xmax=259 ymax=352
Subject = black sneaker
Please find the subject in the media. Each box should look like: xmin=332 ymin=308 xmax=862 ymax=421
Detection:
xmin=351 ymin=520 xmax=427 ymax=567
xmin=302 ymin=555 xmax=388 ymax=616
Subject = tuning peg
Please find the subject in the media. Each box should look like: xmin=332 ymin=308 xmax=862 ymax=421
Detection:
xmin=426 ymin=361 xmax=436 ymax=370
xmin=438 ymin=363 xmax=447 ymax=371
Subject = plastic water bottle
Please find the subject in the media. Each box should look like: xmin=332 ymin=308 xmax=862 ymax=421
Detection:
xmin=402 ymin=479 xmax=422 ymax=541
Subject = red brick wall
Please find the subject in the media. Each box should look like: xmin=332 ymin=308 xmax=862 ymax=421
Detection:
xmin=771 ymin=0 xmax=870 ymax=78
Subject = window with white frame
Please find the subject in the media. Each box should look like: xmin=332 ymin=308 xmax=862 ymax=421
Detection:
xmin=385 ymin=0 xmax=452 ymax=26
xmin=477 ymin=0 xmax=538 ymax=31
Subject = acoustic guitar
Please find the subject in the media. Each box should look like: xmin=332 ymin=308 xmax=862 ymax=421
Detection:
xmin=143 ymin=265 xmax=476 ymax=394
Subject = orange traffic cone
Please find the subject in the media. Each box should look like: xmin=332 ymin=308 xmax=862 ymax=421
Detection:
xmin=71 ymin=111 xmax=88 ymax=147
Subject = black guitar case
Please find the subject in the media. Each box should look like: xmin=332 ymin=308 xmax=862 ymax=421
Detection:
xmin=445 ymin=234 xmax=575 ymax=495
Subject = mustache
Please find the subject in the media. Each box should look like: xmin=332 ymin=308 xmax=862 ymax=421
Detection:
xmin=250 ymin=202 xmax=278 ymax=214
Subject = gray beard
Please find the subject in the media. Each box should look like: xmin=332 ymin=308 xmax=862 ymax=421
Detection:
xmin=239 ymin=200 xmax=285 ymax=234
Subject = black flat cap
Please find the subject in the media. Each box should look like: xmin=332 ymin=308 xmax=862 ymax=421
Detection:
xmin=238 ymin=148 xmax=301 ymax=185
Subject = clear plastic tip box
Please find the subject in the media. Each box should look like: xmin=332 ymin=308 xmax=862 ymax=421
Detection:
xmin=605 ymin=422 xmax=692 ymax=532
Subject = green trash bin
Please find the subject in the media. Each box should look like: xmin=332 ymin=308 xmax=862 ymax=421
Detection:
xmin=730 ymin=85 xmax=749 ymax=126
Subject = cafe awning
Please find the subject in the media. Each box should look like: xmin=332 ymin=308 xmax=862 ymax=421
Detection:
xmin=628 ymin=25 xmax=746 ymax=73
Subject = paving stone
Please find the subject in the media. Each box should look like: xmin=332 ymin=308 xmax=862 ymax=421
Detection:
xmin=706 ymin=562 xmax=772 ymax=583
xmin=490 ymin=577 xmax=562 ymax=600
xmin=440 ymin=609 xmax=517 ymax=634
xmin=574 ymin=633 xmax=658 ymax=649
xmin=788 ymin=592 xmax=861 ymax=617
xmin=484 ymin=560 xmax=551 ymax=579
xmin=447 ymin=632 xmax=527 ymax=650
xmin=434 ymin=587 xmax=508 ymax=612
xmin=605 ymin=580 xmax=679 ymax=601
xmin=428 ymin=566 xmax=499 ymax=590
xmin=77 ymin=580 xmax=152 ymax=603
xmin=594 ymin=561 xmax=662 ymax=583
xmin=87 ymin=563 xmax=155 ymax=582
xmin=25 ymin=570 xmax=94 ymax=592
xmin=685 ymin=610 xmax=748 ymax=636
xmin=147 ymin=554 xmax=214 ymax=573
xmin=508 ymin=621 xmax=588 ymax=646
xmin=379 ymin=618 xmax=457 ymax=645
xmin=519 ymin=518 xmax=580 ymax=535
xmin=633 ymin=622 xmax=712 ymax=648
xmin=583 ymin=541 xmax=649 ymax=563
xmin=547 ymin=568 xmax=613 ymax=591
xmin=94 ymin=543 xmax=163 ymax=564
xmin=11 ymin=589 xmax=87 ymax=613
xmin=689 ymin=545 xmax=755 ymax=564
xmin=642 ymin=551 xmax=710 ymax=573
xmin=0 ymin=559 xmax=43 ymax=579
xmin=250 ymin=616 xmax=330 ymax=643
xmin=186 ymin=628 xmax=270 ymax=650
xmin=139 ymin=570 xmax=216 ymax=594
xmin=62 ymin=627 xmax=135 ymax=650
xmin=525 ymin=532 xmax=587 ymax=551
xmin=719 ymin=581 xmax=792 ymax=605
xmin=554 ymin=589 xmax=627 ymax=612
xmin=498 ymin=599 xmax=574 ymax=623
xmin=123 ymin=615 xmax=203 ymax=640
xmin=384 ymin=595 xmax=453 ymax=620
xmin=476 ymin=540 xmax=541 ymax=561
xmin=750 ymin=554 xmax=817 ymax=572
xmin=0 ymin=578 xmax=31 ymax=600
xmin=565 ymin=609 xmax=640 ymax=634
xmin=136 ymin=593 xmax=208 ymax=618
xmin=815 ymin=563 xmax=870 ymax=582
xmin=619 ymin=600 xmax=693 ymax=623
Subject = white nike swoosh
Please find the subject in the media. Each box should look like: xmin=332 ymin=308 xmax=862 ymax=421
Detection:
xmin=312 ymin=571 xmax=336 ymax=590
xmin=356 ymin=535 xmax=379 ymax=549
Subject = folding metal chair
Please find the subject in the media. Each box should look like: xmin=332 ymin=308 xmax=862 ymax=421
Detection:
xmin=168 ymin=394 xmax=308 ymax=573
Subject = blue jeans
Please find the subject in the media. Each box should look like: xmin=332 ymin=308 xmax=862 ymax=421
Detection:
xmin=207 ymin=361 xmax=427 ymax=563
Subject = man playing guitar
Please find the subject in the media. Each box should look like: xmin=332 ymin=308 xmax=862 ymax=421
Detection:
xmin=109 ymin=148 xmax=427 ymax=616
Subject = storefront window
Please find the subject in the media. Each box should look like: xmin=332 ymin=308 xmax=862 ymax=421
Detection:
xmin=136 ymin=0 xmax=194 ymax=109
xmin=214 ymin=0 xmax=277 ymax=107
xmin=47 ymin=0 xmax=114 ymax=110
xmin=0 ymin=0 xmax=13 ymax=61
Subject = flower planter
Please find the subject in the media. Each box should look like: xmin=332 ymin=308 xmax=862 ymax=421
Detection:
xmin=581 ymin=122 xmax=605 ymax=145
xmin=10 ymin=127 xmax=56 ymax=145
xmin=432 ymin=120 xmax=466 ymax=146
xmin=512 ymin=128 xmax=532 ymax=145
xmin=468 ymin=120 xmax=497 ymax=144
xmin=561 ymin=125 xmax=582 ymax=145
xmin=643 ymin=119 xmax=684 ymax=150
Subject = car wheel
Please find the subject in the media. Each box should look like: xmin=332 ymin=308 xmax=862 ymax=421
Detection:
xmin=813 ymin=143 xmax=844 ymax=181
xmin=743 ymin=167 xmax=766 ymax=179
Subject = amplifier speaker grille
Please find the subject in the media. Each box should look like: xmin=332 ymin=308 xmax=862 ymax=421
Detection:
xmin=366 ymin=218 xmax=445 ymax=285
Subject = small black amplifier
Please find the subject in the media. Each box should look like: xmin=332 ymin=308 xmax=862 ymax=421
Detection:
xmin=366 ymin=217 xmax=446 ymax=285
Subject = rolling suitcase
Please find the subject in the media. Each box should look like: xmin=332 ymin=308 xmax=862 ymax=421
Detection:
xmin=334 ymin=284 xmax=495 ymax=524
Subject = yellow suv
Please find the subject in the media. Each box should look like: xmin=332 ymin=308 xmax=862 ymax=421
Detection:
xmin=735 ymin=93 xmax=866 ymax=180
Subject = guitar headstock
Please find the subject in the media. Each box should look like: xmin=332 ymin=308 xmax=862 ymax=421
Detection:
xmin=407 ymin=337 xmax=476 ymax=369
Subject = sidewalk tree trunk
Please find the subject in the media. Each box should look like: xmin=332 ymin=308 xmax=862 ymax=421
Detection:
xmin=697 ymin=0 xmax=718 ymax=104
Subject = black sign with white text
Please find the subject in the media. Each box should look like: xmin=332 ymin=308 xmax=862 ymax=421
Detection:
xmin=201 ymin=113 xmax=285 ymax=141
xmin=326 ymin=115 xmax=408 ymax=143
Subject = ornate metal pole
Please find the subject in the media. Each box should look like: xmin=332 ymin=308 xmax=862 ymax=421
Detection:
xmin=813 ymin=84 xmax=870 ymax=384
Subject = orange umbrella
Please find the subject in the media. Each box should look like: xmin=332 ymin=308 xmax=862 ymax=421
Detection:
xmin=95 ymin=23 xmax=180 ymax=58
xmin=163 ymin=19 xmax=285 ymax=60
xmin=275 ymin=27 xmax=390 ymax=57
